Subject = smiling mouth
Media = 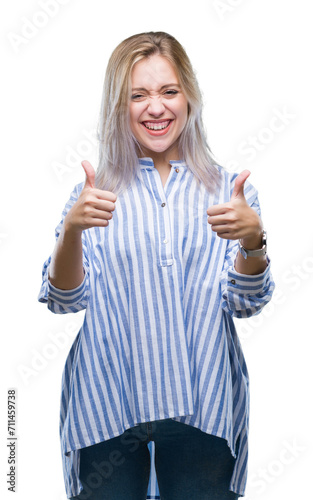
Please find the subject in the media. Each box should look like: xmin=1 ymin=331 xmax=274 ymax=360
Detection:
xmin=142 ymin=120 xmax=173 ymax=130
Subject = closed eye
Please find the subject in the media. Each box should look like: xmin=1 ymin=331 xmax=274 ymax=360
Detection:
xmin=131 ymin=89 xmax=179 ymax=100
xmin=131 ymin=94 xmax=145 ymax=101
xmin=164 ymin=90 xmax=179 ymax=96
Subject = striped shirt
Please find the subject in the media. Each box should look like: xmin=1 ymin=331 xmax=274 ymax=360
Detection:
xmin=38 ymin=158 xmax=275 ymax=498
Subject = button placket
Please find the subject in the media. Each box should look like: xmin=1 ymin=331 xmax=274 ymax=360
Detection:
xmin=158 ymin=174 xmax=173 ymax=266
xmin=158 ymin=163 xmax=185 ymax=266
xmin=140 ymin=160 xmax=186 ymax=267
xmin=159 ymin=198 xmax=173 ymax=266
xmin=147 ymin=168 xmax=173 ymax=267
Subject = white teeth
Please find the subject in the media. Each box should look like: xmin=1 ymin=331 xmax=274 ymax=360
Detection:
xmin=143 ymin=120 xmax=171 ymax=130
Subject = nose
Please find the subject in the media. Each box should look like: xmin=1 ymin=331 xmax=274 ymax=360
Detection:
xmin=147 ymin=96 xmax=166 ymax=117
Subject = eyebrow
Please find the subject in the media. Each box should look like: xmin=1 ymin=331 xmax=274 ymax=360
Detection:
xmin=131 ymin=84 xmax=181 ymax=92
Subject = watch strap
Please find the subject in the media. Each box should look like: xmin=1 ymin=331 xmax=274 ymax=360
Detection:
xmin=239 ymin=230 xmax=267 ymax=259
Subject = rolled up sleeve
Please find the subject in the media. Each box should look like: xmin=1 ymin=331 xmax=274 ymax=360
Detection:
xmin=221 ymin=257 xmax=275 ymax=318
xmin=38 ymin=258 xmax=90 ymax=314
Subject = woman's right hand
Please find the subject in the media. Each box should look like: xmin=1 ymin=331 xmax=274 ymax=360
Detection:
xmin=64 ymin=160 xmax=117 ymax=234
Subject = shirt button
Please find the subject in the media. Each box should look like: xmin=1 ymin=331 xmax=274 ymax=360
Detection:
xmin=175 ymin=168 xmax=179 ymax=173
xmin=230 ymin=279 xmax=236 ymax=285
xmin=163 ymin=239 xmax=168 ymax=244
xmin=161 ymin=202 xmax=166 ymax=207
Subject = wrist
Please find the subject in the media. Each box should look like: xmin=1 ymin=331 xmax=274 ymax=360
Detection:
xmin=239 ymin=229 xmax=267 ymax=260
xmin=240 ymin=229 xmax=263 ymax=250
xmin=63 ymin=214 xmax=83 ymax=238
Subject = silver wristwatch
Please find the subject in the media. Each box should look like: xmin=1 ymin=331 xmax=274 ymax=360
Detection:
xmin=239 ymin=230 xmax=267 ymax=259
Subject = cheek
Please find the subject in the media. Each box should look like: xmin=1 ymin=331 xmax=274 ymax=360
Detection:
xmin=177 ymin=98 xmax=188 ymax=121
xmin=129 ymin=106 xmax=140 ymax=128
xmin=177 ymin=104 xmax=188 ymax=131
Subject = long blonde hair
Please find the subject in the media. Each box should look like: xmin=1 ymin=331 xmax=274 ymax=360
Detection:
xmin=96 ymin=31 xmax=221 ymax=194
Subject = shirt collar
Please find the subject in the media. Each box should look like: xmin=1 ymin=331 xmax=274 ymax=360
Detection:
xmin=138 ymin=157 xmax=187 ymax=170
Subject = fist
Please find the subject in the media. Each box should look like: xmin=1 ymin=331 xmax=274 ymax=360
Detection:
xmin=64 ymin=160 xmax=117 ymax=233
xmin=207 ymin=170 xmax=263 ymax=247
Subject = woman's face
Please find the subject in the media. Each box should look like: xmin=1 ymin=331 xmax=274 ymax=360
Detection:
xmin=129 ymin=55 xmax=188 ymax=159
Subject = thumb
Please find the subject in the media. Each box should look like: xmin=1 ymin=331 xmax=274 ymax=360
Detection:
xmin=81 ymin=160 xmax=95 ymax=189
xmin=231 ymin=170 xmax=251 ymax=200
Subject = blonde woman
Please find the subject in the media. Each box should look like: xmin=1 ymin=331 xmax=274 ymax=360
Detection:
xmin=39 ymin=32 xmax=274 ymax=500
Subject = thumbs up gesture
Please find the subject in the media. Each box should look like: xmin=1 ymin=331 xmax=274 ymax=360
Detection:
xmin=64 ymin=160 xmax=117 ymax=234
xmin=207 ymin=170 xmax=263 ymax=247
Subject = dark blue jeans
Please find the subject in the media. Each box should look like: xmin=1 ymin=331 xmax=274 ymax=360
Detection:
xmin=70 ymin=418 xmax=239 ymax=500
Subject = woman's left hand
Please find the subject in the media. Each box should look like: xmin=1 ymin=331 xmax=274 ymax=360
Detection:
xmin=207 ymin=170 xmax=263 ymax=249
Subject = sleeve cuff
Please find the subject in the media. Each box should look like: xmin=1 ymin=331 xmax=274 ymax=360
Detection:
xmin=227 ymin=258 xmax=272 ymax=295
xmin=38 ymin=268 xmax=89 ymax=307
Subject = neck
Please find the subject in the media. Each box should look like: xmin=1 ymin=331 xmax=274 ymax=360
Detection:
xmin=138 ymin=145 xmax=180 ymax=170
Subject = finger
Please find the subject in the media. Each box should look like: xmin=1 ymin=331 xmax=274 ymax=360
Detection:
xmin=206 ymin=203 xmax=231 ymax=217
xmin=216 ymin=232 xmax=235 ymax=240
xmin=83 ymin=206 xmax=114 ymax=222
xmin=93 ymin=189 xmax=117 ymax=204
xmin=89 ymin=209 xmax=114 ymax=221
xmin=231 ymin=170 xmax=251 ymax=200
xmin=81 ymin=160 xmax=96 ymax=189
xmin=88 ymin=198 xmax=116 ymax=213
xmin=207 ymin=214 xmax=230 ymax=225
xmin=210 ymin=224 xmax=229 ymax=233
xmin=88 ymin=218 xmax=110 ymax=228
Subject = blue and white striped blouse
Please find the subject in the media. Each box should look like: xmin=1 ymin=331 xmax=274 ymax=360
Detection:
xmin=38 ymin=158 xmax=275 ymax=498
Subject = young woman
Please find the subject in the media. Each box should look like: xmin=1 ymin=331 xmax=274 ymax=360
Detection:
xmin=39 ymin=31 xmax=274 ymax=500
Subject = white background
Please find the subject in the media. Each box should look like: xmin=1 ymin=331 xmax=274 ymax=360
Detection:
xmin=1 ymin=1 xmax=312 ymax=499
